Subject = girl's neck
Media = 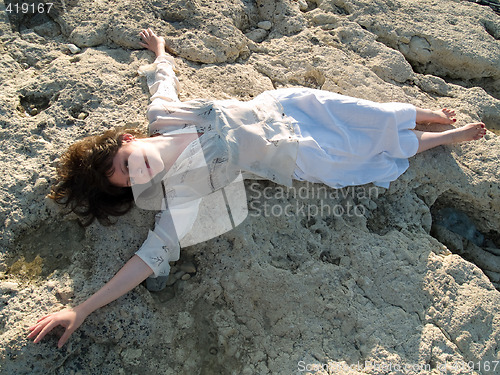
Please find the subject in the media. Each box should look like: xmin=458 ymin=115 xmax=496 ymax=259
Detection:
xmin=139 ymin=134 xmax=199 ymax=171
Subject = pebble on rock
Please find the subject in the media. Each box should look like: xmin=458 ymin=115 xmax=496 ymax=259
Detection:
xmin=56 ymin=290 xmax=74 ymax=304
xmin=1 ymin=282 xmax=19 ymax=293
xmin=67 ymin=44 xmax=81 ymax=54
xmin=174 ymin=270 xmax=186 ymax=280
xmin=257 ymin=21 xmax=272 ymax=30
xmin=166 ymin=274 xmax=177 ymax=287
xmin=179 ymin=262 xmax=196 ymax=274
xmin=245 ymin=29 xmax=268 ymax=43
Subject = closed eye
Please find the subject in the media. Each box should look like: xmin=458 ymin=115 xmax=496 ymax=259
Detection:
xmin=120 ymin=160 xmax=130 ymax=187
xmin=125 ymin=161 xmax=131 ymax=187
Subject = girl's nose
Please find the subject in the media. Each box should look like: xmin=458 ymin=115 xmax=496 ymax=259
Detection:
xmin=128 ymin=153 xmax=153 ymax=185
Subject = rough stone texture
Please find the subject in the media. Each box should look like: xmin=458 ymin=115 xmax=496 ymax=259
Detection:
xmin=342 ymin=0 xmax=500 ymax=98
xmin=0 ymin=1 xmax=499 ymax=374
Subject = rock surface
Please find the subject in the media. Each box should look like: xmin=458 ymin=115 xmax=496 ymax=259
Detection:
xmin=0 ymin=1 xmax=499 ymax=374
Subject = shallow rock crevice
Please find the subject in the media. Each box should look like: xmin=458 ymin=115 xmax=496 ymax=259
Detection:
xmin=465 ymin=0 xmax=500 ymax=14
xmin=370 ymin=35 xmax=500 ymax=100
xmin=430 ymin=194 xmax=500 ymax=290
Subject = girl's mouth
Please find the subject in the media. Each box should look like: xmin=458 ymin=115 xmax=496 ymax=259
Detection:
xmin=143 ymin=153 xmax=151 ymax=169
xmin=143 ymin=155 xmax=154 ymax=179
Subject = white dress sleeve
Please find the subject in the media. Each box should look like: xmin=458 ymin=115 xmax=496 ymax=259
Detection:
xmin=135 ymin=198 xmax=201 ymax=278
xmin=138 ymin=55 xmax=180 ymax=103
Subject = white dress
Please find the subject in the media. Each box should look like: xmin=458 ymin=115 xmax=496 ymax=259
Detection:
xmin=134 ymin=56 xmax=419 ymax=278
xmin=268 ymin=88 xmax=419 ymax=189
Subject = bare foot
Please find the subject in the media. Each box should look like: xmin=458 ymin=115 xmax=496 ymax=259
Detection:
xmin=413 ymin=122 xmax=486 ymax=153
xmin=446 ymin=122 xmax=486 ymax=143
xmin=139 ymin=28 xmax=169 ymax=57
xmin=433 ymin=108 xmax=456 ymax=124
xmin=416 ymin=108 xmax=457 ymax=125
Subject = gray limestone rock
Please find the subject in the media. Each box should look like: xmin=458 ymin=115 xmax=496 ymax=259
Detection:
xmin=0 ymin=1 xmax=499 ymax=374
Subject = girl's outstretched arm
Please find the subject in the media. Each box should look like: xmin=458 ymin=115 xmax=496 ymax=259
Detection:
xmin=27 ymin=255 xmax=153 ymax=348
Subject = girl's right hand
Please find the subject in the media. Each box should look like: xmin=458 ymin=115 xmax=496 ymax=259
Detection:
xmin=26 ymin=255 xmax=154 ymax=348
xmin=27 ymin=306 xmax=88 ymax=348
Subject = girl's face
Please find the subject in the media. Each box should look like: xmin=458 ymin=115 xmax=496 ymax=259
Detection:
xmin=108 ymin=134 xmax=165 ymax=187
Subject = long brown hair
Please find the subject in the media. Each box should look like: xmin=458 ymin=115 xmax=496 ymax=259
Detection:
xmin=49 ymin=127 xmax=147 ymax=226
